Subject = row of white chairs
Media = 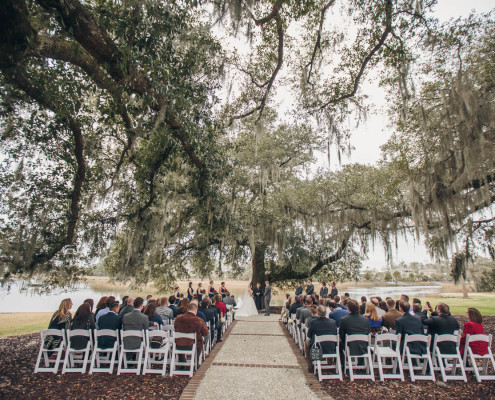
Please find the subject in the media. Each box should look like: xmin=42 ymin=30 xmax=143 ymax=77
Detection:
xmin=285 ymin=313 xmax=495 ymax=383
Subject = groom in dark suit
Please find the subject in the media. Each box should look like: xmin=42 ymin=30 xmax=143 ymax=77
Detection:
xmin=264 ymin=280 xmax=271 ymax=316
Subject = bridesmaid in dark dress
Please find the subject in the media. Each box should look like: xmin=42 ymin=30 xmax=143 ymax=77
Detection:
xmin=196 ymin=282 xmax=204 ymax=302
xmin=187 ymin=281 xmax=194 ymax=301
xmin=253 ymin=282 xmax=263 ymax=310
xmin=208 ymin=280 xmax=215 ymax=299
xmin=174 ymin=286 xmax=181 ymax=305
xmin=220 ymin=282 xmax=228 ymax=299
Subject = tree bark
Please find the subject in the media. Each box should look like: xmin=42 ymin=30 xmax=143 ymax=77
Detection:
xmin=251 ymin=243 xmax=267 ymax=285
xmin=462 ymin=276 xmax=468 ymax=299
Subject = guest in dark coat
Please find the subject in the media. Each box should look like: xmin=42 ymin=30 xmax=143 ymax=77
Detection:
xmin=339 ymin=299 xmax=370 ymax=356
xmin=168 ymin=296 xmax=180 ymax=317
xmin=359 ymin=296 xmax=367 ymax=315
xmin=70 ymin=302 xmax=96 ymax=349
xmin=395 ymin=301 xmax=426 ymax=355
xmin=305 ymin=305 xmax=338 ymax=372
xmin=143 ymin=302 xmax=164 ymax=326
xmin=289 ymin=296 xmax=303 ymax=316
xmin=119 ymin=297 xmax=135 ymax=317
xmin=306 ymin=279 xmax=314 ymax=296
xmin=422 ymin=302 xmax=460 ymax=354
xmin=97 ymin=301 xmax=122 ymax=348
xmin=45 ymin=298 xmax=73 ymax=351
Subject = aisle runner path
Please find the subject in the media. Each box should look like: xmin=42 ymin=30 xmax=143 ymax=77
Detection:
xmin=183 ymin=314 xmax=333 ymax=400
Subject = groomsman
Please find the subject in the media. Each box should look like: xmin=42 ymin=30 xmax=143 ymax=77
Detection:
xmin=295 ymin=281 xmax=303 ymax=296
xmin=320 ymin=282 xmax=328 ymax=297
xmin=306 ymin=279 xmax=314 ymax=296
xmin=330 ymin=282 xmax=338 ymax=299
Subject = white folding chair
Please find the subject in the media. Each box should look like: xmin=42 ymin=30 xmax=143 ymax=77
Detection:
xmin=373 ymin=333 xmax=404 ymax=381
xmin=143 ymin=330 xmax=170 ymax=375
xmin=314 ymin=335 xmax=342 ymax=381
xmin=34 ymin=329 xmax=66 ymax=374
xmin=226 ymin=305 xmax=233 ymax=326
xmin=298 ymin=323 xmax=306 ymax=352
xmin=170 ymin=332 xmax=197 ymax=377
xmin=117 ymin=330 xmax=145 ymax=375
xmin=432 ymin=334 xmax=466 ymax=382
xmin=402 ymin=334 xmax=435 ymax=382
xmin=463 ymin=334 xmax=495 ymax=382
xmin=62 ymin=329 xmax=93 ymax=373
xmin=295 ymin=319 xmax=301 ymax=346
xmin=344 ymin=334 xmax=375 ymax=381
xmin=204 ymin=322 xmax=212 ymax=357
xmin=89 ymin=329 xmax=119 ymax=374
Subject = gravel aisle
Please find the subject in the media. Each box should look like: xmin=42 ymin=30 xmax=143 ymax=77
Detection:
xmin=193 ymin=315 xmax=318 ymax=400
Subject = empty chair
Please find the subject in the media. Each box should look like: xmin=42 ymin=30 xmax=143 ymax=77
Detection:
xmin=344 ymin=334 xmax=375 ymax=381
xmin=143 ymin=330 xmax=170 ymax=375
xmin=373 ymin=333 xmax=404 ymax=381
xmin=34 ymin=329 xmax=66 ymax=374
xmin=463 ymin=334 xmax=495 ymax=382
xmin=314 ymin=334 xmax=342 ymax=381
xmin=62 ymin=329 xmax=93 ymax=373
xmin=170 ymin=332 xmax=197 ymax=377
xmin=432 ymin=334 xmax=466 ymax=382
xmin=402 ymin=334 xmax=435 ymax=382
xmin=89 ymin=329 xmax=119 ymax=374
xmin=117 ymin=330 xmax=145 ymax=375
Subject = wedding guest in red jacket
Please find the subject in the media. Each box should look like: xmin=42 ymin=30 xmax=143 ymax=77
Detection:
xmin=460 ymin=307 xmax=489 ymax=356
xmin=214 ymin=294 xmax=227 ymax=317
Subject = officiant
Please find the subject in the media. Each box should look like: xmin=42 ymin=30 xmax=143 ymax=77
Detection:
xmin=253 ymin=282 xmax=263 ymax=310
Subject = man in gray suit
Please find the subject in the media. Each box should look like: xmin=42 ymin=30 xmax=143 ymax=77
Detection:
xmin=264 ymin=280 xmax=271 ymax=316
xmin=122 ymin=297 xmax=157 ymax=349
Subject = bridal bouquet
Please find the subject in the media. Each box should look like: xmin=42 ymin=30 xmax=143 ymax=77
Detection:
xmin=220 ymin=317 xmax=226 ymax=324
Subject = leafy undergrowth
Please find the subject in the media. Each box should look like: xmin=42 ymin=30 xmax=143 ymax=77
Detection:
xmin=321 ymin=315 xmax=495 ymax=400
xmin=0 ymin=333 xmax=189 ymax=400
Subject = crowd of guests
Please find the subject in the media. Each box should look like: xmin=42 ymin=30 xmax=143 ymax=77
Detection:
xmin=45 ymin=288 xmax=238 ymax=361
xmin=283 ymin=280 xmax=490 ymax=373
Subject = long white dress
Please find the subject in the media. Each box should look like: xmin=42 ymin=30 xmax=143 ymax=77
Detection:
xmin=235 ymin=286 xmax=259 ymax=317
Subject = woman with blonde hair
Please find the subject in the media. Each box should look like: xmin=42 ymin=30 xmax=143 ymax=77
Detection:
xmin=364 ymin=302 xmax=382 ymax=336
xmin=45 ymin=298 xmax=73 ymax=351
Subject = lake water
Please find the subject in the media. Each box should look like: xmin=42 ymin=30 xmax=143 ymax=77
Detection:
xmin=0 ymin=282 xmax=442 ymax=313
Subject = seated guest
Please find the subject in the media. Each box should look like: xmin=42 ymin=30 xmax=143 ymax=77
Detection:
xmin=46 ymin=298 xmax=73 ymax=352
xmin=97 ymin=301 xmax=122 ymax=348
xmin=334 ymin=295 xmax=345 ymax=310
xmin=119 ymin=296 xmax=128 ymax=313
xmin=340 ymin=299 xmax=370 ymax=356
xmin=400 ymin=294 xmax=413 ymax=314
xmin=298 ymin=297 xmax=314 ymax=326
xmin=412 ymin=303 xmax=427 ymax=321
xmin=168 ymin=296 xmax=180 ymax=317
xmin=214 ymin=294 xmax=227 ymax=317
xmin=174 ymin=301 xmax=209 ymax=361
xmin=364 ymin=302 xmax=382 ymax=336
xmin=178 ymin=298 xmax=190 ymax=316
xmin=156 ymin=297 xmax=174 ymax=323
xmin=209 ymin=297 xmax=223 ymax=343
xmin=223 ymin=292 xmax=237 ymax=308
xmin=305 ymin=305 xmax=318 ymax=327
xmin=94 ymin=296 xmax=108 ymax=319
xmin=190 ymin=299 xmax=206 ymax=322
xmin=395 ymin=301 xmax=426 ymax=355
xmin=305 ymin=305 xmax=337 ymax=372
xmin=284 ymin=294 xmax=292 ymax=310
xmin=143 ymin=302 xmax=164 ymax=326
xmin=198 ymin=298 xmax=215 ymax=330
xmin=359 ymin=296 xmax=367 ymax=315
xmin=459 ymin=307 xmax=489 ymax=356
xmin=422 ymin=302 xmax=459 ymax=353
xmin=328 ymin=300 xmax=349 ymax=328
xmin=289 ymin=295 xmax=304 ymax=316
xmin=95 ymin=296 xmax=116 ymax=324
xmin=119 ymin=297 xmax=135 ymax=317
xmin=122 ymin=297 xmax=157 ymax=349
xmin=382 ymin=298 xmax=402 ymax=330
xmin=378 ymin=301 xmax=388 ymax=315
xmin=70 ymin=302 xmax=96 ymax=349
xmin=84 ymin=298 xmax=94 ymax=314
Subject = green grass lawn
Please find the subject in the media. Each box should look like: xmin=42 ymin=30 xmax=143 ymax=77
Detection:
xmin=0 ymin=312 xmax=51 ymax=337
xmin=422 ymin=293 xmax=495 ymax=316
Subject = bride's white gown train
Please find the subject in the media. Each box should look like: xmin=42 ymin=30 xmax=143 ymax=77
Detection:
xmin=235 ymin=287 xmax=259 ymax=317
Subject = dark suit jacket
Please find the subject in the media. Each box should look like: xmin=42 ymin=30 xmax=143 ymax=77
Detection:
xmin=306 ymin=284 xmax=314 ymax=296
xmin=395 ymin=313 xmax=426 ymax=355
xmin=340 ymin=313 xmax=371 ymax=356
xmin=198 ymin=306 xmax=215 ymax=327
xmin=289 ymin=302 xmax=303 ymax=316
xmin=320 ymin=286 xmax=329 ymax=297
xmin=422 ymin=314 xmax=460 ymax=354
xmin=119 ymin=304 xmax=134 ymax=317
xmin=122 ymin=309 xmax=149 ymax=349
xmin=307 ymin=317 xmax=338 ymax=354
xmin=330 ymin=287 xmax=338 ymax=299
xmin=169 ymin=304 xmax=180 ymax=317
xmin=295 ymin=286 xmax=303 ymax=296
xmin=98 ymin=312 xmax=122 ymax=349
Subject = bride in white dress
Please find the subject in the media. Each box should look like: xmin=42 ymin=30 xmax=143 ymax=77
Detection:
xmin=235 ymin=283 xmax=259 ymax=317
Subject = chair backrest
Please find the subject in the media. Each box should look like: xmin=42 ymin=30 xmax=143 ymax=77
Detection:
xmin=345 ymin=334 xmax=371 ymax=344
xmin=404 ymin=334 xmax=429 ymax=345
xmin=466 ymin=333 xmax=492 ymax=346
xmin=314 ymin=334 xmax=338 ymax=343
xmin=95 ymin=329 xmax=118 ymax=338
xmin=68 ymin=329 xmax=92 ymax=338
xmin=41 ymin=329 xmax=66 ymax=348
xmin=290 ymin=313 xmax=296 ymax=321
xmin=434 ymin=334 xmax=459 ymax=344
xmin=375 ymin=333 xmax=401 ymax=348
xmin=120 ymin=330 xmax=144 ymax=339
xmin=173 ymin=332 xmax=196 ymax=340
xmin=146 ymin=329 xmax=168 ymax=347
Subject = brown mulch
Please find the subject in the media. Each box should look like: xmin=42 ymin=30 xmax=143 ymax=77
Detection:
xmin=0 ymin=333 xmax=189 ymax=400
xmin=321 ymin=315 xmax=495 ymax=400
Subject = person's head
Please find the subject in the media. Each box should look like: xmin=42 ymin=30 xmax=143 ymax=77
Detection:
xmin=342 ymin=297 xmax=349 ymax=306
xmin=371 ymin=297 xmax=379 ymax=306
xmin=191 ymin=299 xmax=199 ymax=306
xmin=221 ymin=281 xmax=225 ymax=287
xmin=413 ymin=303 xmax=422 ymax=313
xmin=365 ymin=302 xmax=379 ymax=321
xmin=133 ymin=297 xmax=144 ymax=310
xmin=386 ymin=298 xmax=396 ymax=311
xmin=265 ymin=280 xmax=270 ymax=286
xmin=55 ymin=298 xmax=73 ymax=318
xmin=436 ymin=303 xmax=450 ymax=315
xmin=168 ymin=295 xmax=176 ymax=305
xmin=305 ymin=297 xmax=313 ymax=306
xmin=321 ymin=281 xmax=326 ymax=287
xmin=105 ymin=296 xmax=116 ymax=308
xmin=361 ymin=296 xmax=367 ymax=303
xmin=375 ymin=296 xmax=382 ymax=302
xmin=285 ymin=293 xmax=290 ymax=299
xmin=297 ymin=281 xmax=301 ymax=286
xmin=399 ymin=301 xmax=410 ymax=314
xmin=310 ymin=305 xmax=318 ymax=316
xmin=133 ymin=297 xmax=144 ymax=309
xmin=179 ymin=298 xmax=190 ymax=313
xmin=144 ymin=302 xmax=157 ymax=318
xmin=215 ymin=294 xmax=222 ymax=302
xmin=109 ymin=301 xmax=120 ymax=313
xmin=318 ymin=298 xmax=326 ymax=306
xmin=347 ymin=299 xmax=360 ymax=314
xmin=395 ymin=300 xmax=400 ymax=310
xmin=334 ymin=295 xmax=340 ymax=303
xmin=257 ymin=282 xmax=261 ymax=287
xmin=187 ymin=301 xmax=198 ymax=315
xmin=121 ymin=295 xmax=128 ymax=305
xmin=96 ymin=296 xmax=108 ymax=310
xmin=379 ymin=301 xmax=388 ymax=312
xmin=174 ymin=285 xmax=179 ymax=291
xmin=412 ymin=298 xmax=421 ymax=305
xmin=73 ymin=302 xmax=91 ymax=324
xmin=209 ymin=280 xmax=214 ymax=285
xmin=201 ymin=297 xmax=211 ymax=308
xmin=317 ymin=305 xmax=326 ymax=317
xmin=400 ymin=294 xmax=409 ymax=302
xmin=146 ymin=294 xmax=152 ymax=301
xmin=159 ymin=297 xmax=168 ymax=306
xmin=226 ymin=292 xmax=231 ymax=297
xmin=328 ymin=300 xmax=338 ymax=310
xmin=188 ymin=281 xmax=192 ymax=288
xmin=83 ymin=298 xmax=94 ymax=312
xmin=308 ymin=279 xmax=312 ymax=284
xmin=344 ymin=292 xmax=350 ymax=298
xmin=331 ymin=282 xmax=336 ymax=287
xmin=467 ymin=307 xmax=483 ymax=323
xmin=295 ymin=295 xmax=301 ymax=303
xmin=127 ymin=296 xmax=135 ymax=305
